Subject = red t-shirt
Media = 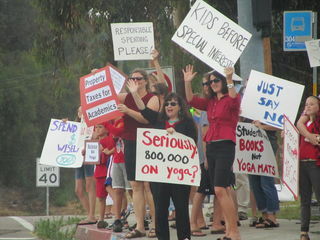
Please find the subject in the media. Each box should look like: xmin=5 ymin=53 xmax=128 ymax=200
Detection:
xmin=188 ymin=94 xmax=241 ymax=143
xmin=122 ymin=93 xmax=155 ymax=140
xmin=94 ymin=135 xmax=115 ymax=178
xmin=299 ymin=120 xmax=320 ymax=161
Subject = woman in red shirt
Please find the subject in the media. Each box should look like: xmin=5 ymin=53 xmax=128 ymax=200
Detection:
xmin=296 ymin=96 xmax=320 ymax=240
xmin=184 ymin=65 xmax=241 ymax=240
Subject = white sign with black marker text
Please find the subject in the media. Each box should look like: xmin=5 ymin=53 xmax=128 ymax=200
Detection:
xmin=111 ymin=22 xmax=154 ymax=61
xmin=172 ymin=0 xmax=252 ymax=75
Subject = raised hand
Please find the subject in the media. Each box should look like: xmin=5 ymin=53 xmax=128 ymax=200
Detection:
xmin=182 ymin=64 xmax=197 ymax=82
xmin=126 ymin=79 xmax=139 ymax=93
xmin=224 ymin=67 xmax=234 ymax=80
xmin=151 ymin=49 xmax=159 ymax=60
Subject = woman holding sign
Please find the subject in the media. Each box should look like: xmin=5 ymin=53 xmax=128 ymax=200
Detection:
xmin=184 ymin=65 xmax=241 ymax=240
xmin=296 ymin=96 xmax=320 ymax=240
xmin=126 ymin=79 xmax=197 ymax=240
xmin=118 ymin=69 xmax=159 ymax=238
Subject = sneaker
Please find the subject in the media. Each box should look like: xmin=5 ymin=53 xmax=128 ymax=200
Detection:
xmin=238 ymin=211 xmax=248 ymax=221
xmin=97 ymin=220 xmax=108 ymax=229
xmin=113 ymin=219 xmax=123 ymax=232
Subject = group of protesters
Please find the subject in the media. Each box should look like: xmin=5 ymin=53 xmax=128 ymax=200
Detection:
xmin=72 ymin=49 xmax=320 ymax=240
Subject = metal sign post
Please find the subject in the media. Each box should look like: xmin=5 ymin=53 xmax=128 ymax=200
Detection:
xmin=36 ymin=158 xmax=60 ymax=216
xmin=312 ymin=12 xmax=318 ymax=96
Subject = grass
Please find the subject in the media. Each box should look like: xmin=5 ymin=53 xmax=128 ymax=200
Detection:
xmin=34 ymin=216 xmax=83 ymax=240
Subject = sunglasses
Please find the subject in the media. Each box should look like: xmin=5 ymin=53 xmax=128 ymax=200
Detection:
xmin=164 ymin=102 xmax=178 ymax=107
xmin=129 ymin=77 xmax=144 ymax=81
xmin=202 ymin=82 xmax=210 ymax=86
xmin=209 ymin=78 xmax=221 ymax=84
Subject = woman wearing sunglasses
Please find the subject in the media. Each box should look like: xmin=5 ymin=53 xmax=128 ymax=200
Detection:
xmin=184 ymin=65 xmax=241 ymax=240
xmin=118 ymin=69 xmax=159 ymax=238
xmin=126 ymin=79 xmax=197 ymax=240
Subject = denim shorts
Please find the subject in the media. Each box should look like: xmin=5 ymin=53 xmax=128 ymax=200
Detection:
xmin=75 ymin=164 xmax=94 ymax=179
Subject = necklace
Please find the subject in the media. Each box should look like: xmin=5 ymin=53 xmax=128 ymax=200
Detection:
xmin=168 ymin=119 xmax=179 ymax=124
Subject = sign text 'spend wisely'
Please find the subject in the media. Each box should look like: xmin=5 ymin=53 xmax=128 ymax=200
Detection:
xmin=80 ymin=66 xmax=123 ymax=127
xmin=172 ymin=0 xmax=252 ymax=75
xmin=111 ymin=22 xmax=154 ymax=61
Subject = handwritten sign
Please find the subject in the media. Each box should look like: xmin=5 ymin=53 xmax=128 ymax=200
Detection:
xmin=77 ymin=118 xmax=94 ymax=150
xmin=282 ymin=115 xmax=299 ymax=200
xmin=305 ymin=39 xmax=320 ymax=68
xmin=108 ymin=64 xmax=127 ymax=94
xmin=80 ymin=66 xmax=123 ymax=127
xmin=233 ymin=122 xmax=279 ymax=178
xmin=40 ymin=119 xmax=83 ymax=168
xmin=172 ymin=0 xmax=251 ymax=75
xmin=240 ymin=70 xmax=304 ymax=129
xmin=84 ymin=140 xmax=100 ymax=164
xmin=136 ymin=128 xmax=200 ymax=186
xmin=111 ymin=22 xmax=154 ymax=61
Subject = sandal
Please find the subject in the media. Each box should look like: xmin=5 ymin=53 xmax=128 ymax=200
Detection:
xmin=148 ymin=228 xmax=157 ymax=238
xmin=256 ymin=219 xmax=279 ymax=228
xmin=200 ymin=225 xmax=209 ymax=230
xmin=300 ymin=233 xmax=310 ymax=240
xmin=191 ymin=229 xmax=206 ymax=237
xmin=125 ymin=229 xmax=146 ymax=238
xmin=210 ymin=228 xmax=225 ymax=234
xmin=77 ymin=219 xmax=97 ymax=225
xmin=97 ymin=220 xmax=108 ymax=229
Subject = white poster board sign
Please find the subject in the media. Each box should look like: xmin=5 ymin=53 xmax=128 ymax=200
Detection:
xmin=40 ymin=119 xmax=83 ymax=168
xmin=111 ymin=22 xmax=154 ymax=61
xmin=233 ymin=123 xmax=279 ymax=178
xmin=282 ymin=115 xmax=299 ymax=200
xmin=136 ymin=128 xmax=200 ymax=186
xmin=240 ymin=70 xmax=305 ymax=129
xmin=77 ymin=118 xmax=94 ymax=149
xmin=172 ymin=0 xmax=252 ymax=75
xmin=305 ymin=39 xmax=320 ymax=67
xmin=84 ymin=140 xmax=100 ymax=164
xmin=36 ymin=158 xmax=60 ymax=187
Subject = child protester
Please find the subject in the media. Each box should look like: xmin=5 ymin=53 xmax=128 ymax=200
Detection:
xmin=296 ymin=96 xmax=320 ymax=240
xmin=93 ymin=122 xmax=115 ymax=229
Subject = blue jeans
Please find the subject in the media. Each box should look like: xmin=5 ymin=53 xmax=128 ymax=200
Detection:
xmin=249 ymin=175 xmax=279 ymax=213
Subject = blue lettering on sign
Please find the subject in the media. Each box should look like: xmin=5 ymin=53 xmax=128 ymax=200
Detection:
xmin=263 ymin=111 xmax=284 ymax=127
xmin=56 ymin=154 xmax=76 ymax=166
xmin=257 ymin=81 xmax=283 ymax=97
xmin=258 ymin=97 xmax=280 ymax=110
xmin=50 ymin=120 xmax=78 ymax=133
xmin=57 ymin=144 xmax=79 ymax=153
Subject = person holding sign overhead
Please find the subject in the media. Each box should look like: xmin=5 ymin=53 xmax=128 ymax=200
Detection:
xmin=117 ymin=69 xmax=159 ymax=238
xmin=126 ymin=78 xmax=197 ymax=240
xmin=184 ymin=65 xmax=241 ymax=240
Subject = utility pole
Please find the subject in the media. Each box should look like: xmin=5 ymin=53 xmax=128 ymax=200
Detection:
xmin=237 ymin=0 xmax=272 ymax=78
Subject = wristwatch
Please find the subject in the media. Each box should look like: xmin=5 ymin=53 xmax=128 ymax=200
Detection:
xmin=227 ymin=83 xmax=234 ymax=89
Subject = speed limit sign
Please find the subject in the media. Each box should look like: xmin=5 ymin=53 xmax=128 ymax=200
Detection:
xmin=36 ymin=158 xmax=60 ymax=187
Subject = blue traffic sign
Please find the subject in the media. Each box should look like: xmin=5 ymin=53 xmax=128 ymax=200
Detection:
xmin=284 ymin=11 xmax=313 ymax=51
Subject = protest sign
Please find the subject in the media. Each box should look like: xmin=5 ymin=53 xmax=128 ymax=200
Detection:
xmin=171 ymin=0 xmax=251 ymax=75
xmin=282 ymin=115 xmax=299 ymax=200
xmin=305 ymin=39 xmax=320 ymax=68
xmin=233 ymin=122 xmax=279 ymax=178
xmin=108 ymin=63 xmax=127 ymax=94
xmin=80 ymin=66 xmax=123 ymax=127
xmin=136 ymin=128 xmax=200 ymax=186
xmin=77 ymin=118 xmax=94 ymax=150
xmin=40 ymin=119 xmax=83 ymax=168
xmin=111 ymin=22 xmax=154 ymax=61
xmin=240 ymin=70 xmax=304 ymax=129
xmin=144 ymin=66 xmax=175 ymax=92
xmin=84 ymin=140 xmax=100 ymax=164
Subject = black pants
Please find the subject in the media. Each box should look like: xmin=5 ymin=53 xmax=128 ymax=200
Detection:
xmin=151 ymin=182 xmax=191 ymax=240
xmin=299 ymin=161 xmax=320 ymax=232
